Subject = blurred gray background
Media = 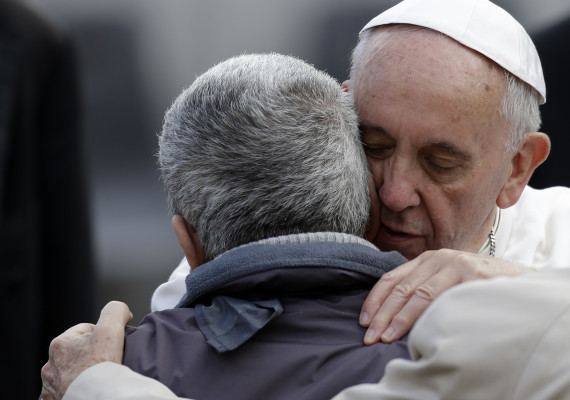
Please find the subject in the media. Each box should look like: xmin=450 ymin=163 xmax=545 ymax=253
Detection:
xmin=22 ymin=0 xmax=570 ymax=323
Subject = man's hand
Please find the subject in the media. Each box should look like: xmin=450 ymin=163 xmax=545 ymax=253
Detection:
xmin=360 ymin=249 xmax=533 ymax=344
xmin=41 ymin=301 xmax=133 ymax=400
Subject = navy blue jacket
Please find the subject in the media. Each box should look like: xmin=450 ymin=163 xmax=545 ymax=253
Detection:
xmin=123 ymin=234 xmax=410 ymax=400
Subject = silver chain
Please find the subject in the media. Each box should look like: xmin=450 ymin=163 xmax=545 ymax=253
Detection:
xmin=489 ymin=226 xmax=496 ymax=257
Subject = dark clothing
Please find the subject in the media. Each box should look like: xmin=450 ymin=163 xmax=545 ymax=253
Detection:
xmin=0 ymin=1 xmax=95 ymax=397
xmin=123 ymin=235 xmax=410 ymax=400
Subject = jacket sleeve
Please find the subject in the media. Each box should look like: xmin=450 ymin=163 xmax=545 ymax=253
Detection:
xmin=63 ymin=362 xmax=192 ymax=400
xmin=66 ymin=269 xmax=570 ymax=400
xmin=332 ymin=269 xmax=570 ymax=400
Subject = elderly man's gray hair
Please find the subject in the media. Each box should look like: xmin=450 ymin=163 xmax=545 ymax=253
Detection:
xmin=159 ymin=53 xmax=370 ymax=259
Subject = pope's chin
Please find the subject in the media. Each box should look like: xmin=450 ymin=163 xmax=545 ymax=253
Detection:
xmin=375 ymin=226 xmax=425 ymax=260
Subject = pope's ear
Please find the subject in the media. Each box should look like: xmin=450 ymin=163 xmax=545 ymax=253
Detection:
xmin=496 ymin=132 xmax=550 ymax=208
xmin=341 ymin=80 xmax=350 ymax=93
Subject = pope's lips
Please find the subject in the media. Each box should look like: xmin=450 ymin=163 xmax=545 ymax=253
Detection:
xmin=376 ymin=224 xmax=422 ymax=247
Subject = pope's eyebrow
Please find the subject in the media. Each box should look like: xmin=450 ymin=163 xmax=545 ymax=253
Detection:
xmin=428 ymin=142 xmax=471 ymax=161
xmin=359 ymin=123 xmax=388 ymax=136
xmin=360 ymin=123 xmax=472 ymax=160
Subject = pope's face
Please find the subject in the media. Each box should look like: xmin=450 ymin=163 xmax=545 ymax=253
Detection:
xmin=354 ymin=31 xmax=513 ymax=259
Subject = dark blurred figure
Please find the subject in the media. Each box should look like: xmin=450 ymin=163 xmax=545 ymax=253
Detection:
xmin=0 ymin=0 xmax=97 ymax=398
xmin=529 ymin=17 xmax=570 ymax=188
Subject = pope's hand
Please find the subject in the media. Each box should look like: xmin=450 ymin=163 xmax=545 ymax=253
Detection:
xmin=360 ymin=249 xmax=533 ymax=344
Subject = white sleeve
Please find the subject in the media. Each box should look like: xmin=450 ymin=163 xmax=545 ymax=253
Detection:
xmin=332 ymin=269 xmax=570 ymax=400
xmin=63 ymin=362 xmax=192 ymax=400
xmin=151 ymin=257 xmax=191 ymax=312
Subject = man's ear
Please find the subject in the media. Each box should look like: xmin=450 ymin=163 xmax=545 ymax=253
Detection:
xmin=341 ymin=80 xmax=350 ymax=93
xmin=496 ymin=132 xmax=550 ymax=208
xmin=172 ymin=215 xmax=207 ymax=271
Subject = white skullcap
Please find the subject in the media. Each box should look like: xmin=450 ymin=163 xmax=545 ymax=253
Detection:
xmin=360 ymin=0 xmax=546 ymax=104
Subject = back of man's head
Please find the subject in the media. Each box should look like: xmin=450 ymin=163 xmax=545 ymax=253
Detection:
xmin=159 ymin=53 xmax=369 ymax=259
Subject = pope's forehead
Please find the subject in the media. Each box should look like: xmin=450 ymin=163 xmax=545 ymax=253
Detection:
xmin=356 ymin=29 xmax=506 ymax=103
xmin=366 ymin=29 xmax=502 ymax=78
xmin=354 ymin=30 xmax=509 ymax=146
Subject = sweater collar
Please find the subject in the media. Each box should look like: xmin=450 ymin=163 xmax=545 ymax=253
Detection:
xmin=176 ymin=233 xmax=406 ymax=308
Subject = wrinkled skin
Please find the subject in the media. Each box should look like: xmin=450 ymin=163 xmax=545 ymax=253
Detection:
xmin=352 ymin=29 xmax=548 ymax=344
xmin=41 ymin=301 xmax=132 ymax=400
xmin=359 ymin=249 xmax=534 ymax=343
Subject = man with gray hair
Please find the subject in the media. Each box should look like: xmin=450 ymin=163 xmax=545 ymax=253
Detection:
xmin=41 ymin=52 xmax=409 ymax=400
xmin=158 ymin=52 xmax=369 ymax=259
